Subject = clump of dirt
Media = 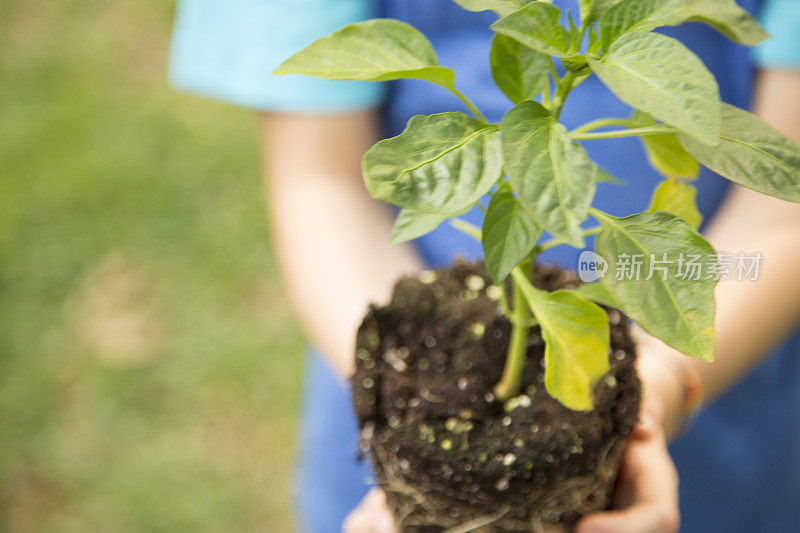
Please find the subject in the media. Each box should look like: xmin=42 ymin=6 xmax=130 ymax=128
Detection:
xmin=352 ymin=260 xmax=640 ymax=532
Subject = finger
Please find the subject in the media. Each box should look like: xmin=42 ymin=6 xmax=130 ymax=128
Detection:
xmin=576 ymin=432 xmax=679 ymax=533
xmin=630 ymin=410 xmax=658 ymax=440
xmin=576 ymin=503 xmax=679 ymax=533
xmin=342 ymin=488 xmax=397 ymax=533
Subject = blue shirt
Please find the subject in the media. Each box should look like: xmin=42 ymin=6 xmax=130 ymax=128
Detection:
xmin=171 ymin=2 xmax=800 ymax=532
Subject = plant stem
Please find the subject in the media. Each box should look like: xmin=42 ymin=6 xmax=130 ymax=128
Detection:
xmin=494 ymin=261 xmax=534 ymax=401
xmin=549 ymin=71 xmax=577 ymax=116
xmin=538 ymin=226 xmax=601 ymax=252
xmin=571 ymin=117 xmax=634 ymax=135
xmin=449 ymin=85 xmax=489 ymax=122
xmin=570 ymin=125 xmax=674 ymax=140
xmin=542 ymin=77 xmax=551 ymax=106
xmin=546 ymin=56 xmax=560 ymax=83
xmin=497 ymin=283 xmax=512 ymax=316
xmin=450 ymin=218 xmax=481 ymax=240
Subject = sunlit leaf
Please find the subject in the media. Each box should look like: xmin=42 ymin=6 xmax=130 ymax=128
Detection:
xmin=679 ymin=103 xmax=800 ymax=202
xmin=579 ymin=0 xmax=595 ymax=25
xmin=643 ymin=134 xmax=700 ymax=179
xmin=588 ymin=32 xmax=720 ymax=145
xmin=572 ymin=282 xmax=619 ymax=308
xmin=648 ymin=179 xmax=703 ymax=230
xmin=452 ymin=0 xmax=535 ymax=17
xmin=598 ymin=0 xmax=679 ymax=46
xmin=274 ymin=19 xmax=455 ymax=87
xmin=513 ymin=271 xmax=610 ymax=411
xmin=501 ymin=101 xmax=596 ymax=248
xmin=631 ymin=111 xmax=700 ymax=179
xmin=594 ymin=211 xmax=716 ymax=361
xmin=363 ymin=113 xmax=503 ymax=215
xmin=390 ymin=209 xmax=450 ymax=246
xmin=666 ymin=0 xmax=769 ymax=46
xmin=482 ymin=184 xmax=543 ymax=284
xmin=587 ymin=0 xmax=625 ymax=22
xmin=491 ymin=2 xmax=574 ymax=57
xmin=490 ymin=34 xmax=550 ymax=104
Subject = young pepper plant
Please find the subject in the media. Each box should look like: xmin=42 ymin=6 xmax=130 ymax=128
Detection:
xmin=276 ymin=0 xmax=800 ymax=411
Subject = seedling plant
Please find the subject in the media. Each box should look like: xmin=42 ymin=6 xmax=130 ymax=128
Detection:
xmin=277 ymin=0 xmax=800 ymax=411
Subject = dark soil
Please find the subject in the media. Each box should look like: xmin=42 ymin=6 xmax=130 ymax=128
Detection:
xmin=351 ymin=260 xmax=641 ymax=532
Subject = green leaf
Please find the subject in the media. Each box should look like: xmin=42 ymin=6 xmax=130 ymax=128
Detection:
xmin=594 ymin=164 xmax=624 ymax=185
xmin=588 ymin=0 xmax=625 ymax=23
xmin=452 ymin=0 xmax=535 ymax=17
xmin=363 ymin=113 xmax=503 ymax=215
xmin=678 ymin=103 xmax=800 ymax=202
xmin=490 ymin=34 xmax=550 ymax=104
xmin=588 ymin=32 xmax=721 ymax=145
xmin=491 ymin=2 xmax=574 ymax=57
xmin=451 ymin=218 xmax=482 ymax=241
xmin=648 ymin=179 xmax=703 ymax=230
xmin=572 ymin=282 xmax=619 ymax=308
xmin=501 ymin=101 xmax=596 ymax=248
xmin=598 ymin=0 xmax=679 ymax=46
xmin=390 ymin=209 xmax=450 ymax=246
xmin=666 ymin=0 xmax=769 ymax=46
xmin=642 ymin=134 xmax=700 ymax=179
xmin=482 ymin=184 xmax=543 ymax=284
xmin=512 ymin=271 xmax=610 ymax=411
xmin=631 ymin=111 xmax=699 ymax=178
xmin=593 ymin=211 xmax=716 ymax=361
xmin=274 ymin=19 xmax=454 ymax=87
xmin=579 ymin=0 xmax=595 ymax=25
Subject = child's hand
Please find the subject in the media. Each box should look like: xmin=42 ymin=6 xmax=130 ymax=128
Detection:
xmin=575 ymin=343 xmax=685 ymax=533
xmin=343 ymin=488 xmax=396 ymax=533
xmin=575 ymin=411 xmax=680 ymax=533
xmin=342 ymin=487 xmax=567 ymax=532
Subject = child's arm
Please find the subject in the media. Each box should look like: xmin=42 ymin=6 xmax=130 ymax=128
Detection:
xmin=260 ymin=110 xmax=424 ymax=377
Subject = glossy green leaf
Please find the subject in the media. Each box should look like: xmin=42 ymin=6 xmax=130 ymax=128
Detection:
xmin=512 ymin=270 xmax=610 ymax=411
xmin=452 ymin=0 xmax=535 ymax=17
xmin=491 ymin=2 xmax=574 ymax=57
xmin=594 ymin=211 xmax=716 ymax=361
xmin=678 ymin=103 xmax=800 ymax=202
xmin=572 ymin=282 xmax=619 ymax=309
xmin=482 ymin=184 xmax=543 ymax=284
xmin=598 ymin=0 xmax=678 ymax=46
xmin=390 ymin=209 xmax=450 ymax=246
xmin=588 ymin=32 xmax=721 ymax=145
xmin=363 ymin=113 xmax=503 ymax=215
xmin=490 ymin=34 xmax=550 ymax=104
xmin=274 ymin=19 xmax=454 ymax=87
xmin=666 ymin=0 xmax=769 ymax=46
xmin=501 ymin=101 xmax=596 ymax=248
xmin=648 ymin=179 xmax=703 ymax=230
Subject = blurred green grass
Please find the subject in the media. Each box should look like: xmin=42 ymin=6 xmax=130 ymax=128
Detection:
xmin=0 ymin=1 xmax=305 ymax=531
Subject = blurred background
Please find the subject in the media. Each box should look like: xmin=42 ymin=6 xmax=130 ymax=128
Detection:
xmin=1 ymin=1 xmax=305 ymax=531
